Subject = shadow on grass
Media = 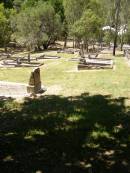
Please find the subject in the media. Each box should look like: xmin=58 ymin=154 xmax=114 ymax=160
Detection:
xmin=0 ymin=93 xmax=130 ymax=173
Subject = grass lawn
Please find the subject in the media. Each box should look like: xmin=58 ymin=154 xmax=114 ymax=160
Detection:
xmin=0 ymin=50 xmax=130 ymax=98
xmin=0 ymin=50 xmax=130 ymax=173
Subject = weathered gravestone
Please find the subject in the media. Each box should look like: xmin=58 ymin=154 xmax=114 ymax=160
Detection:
xmin=16 ymin=58 xmax=22 ymax=65
xmin=27 ymin=67 xmax=44 ymax=94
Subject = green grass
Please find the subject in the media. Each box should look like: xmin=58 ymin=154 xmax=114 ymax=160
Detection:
xmin=0 ymin=51 xmax=130 ymax=173
xmin=0 ymin=51 xmax=130 ymax=98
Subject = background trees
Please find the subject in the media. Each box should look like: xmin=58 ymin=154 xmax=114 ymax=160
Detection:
xmin=0 ymin=3 xmax=12 ymax=51
xmin=71 ymin=9 xmax=102 ymax=51
xmin=12 ymin=1 xmax=61 ymax=51
xmin=0 ymin=0 xmax=130 ymax=55
xmin=101 ymin=0 xmax=130 ymax=55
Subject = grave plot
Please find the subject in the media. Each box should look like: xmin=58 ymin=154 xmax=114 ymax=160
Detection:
xmin=0 ymin=53 xmax=11 ymax=60
xmin=80 ymin=53 xmax=99 ymax=59
xmin=69 ymin=57 xmax=81 ymax=62
xmin=78 ymin=58 xmax=114 ymax=70
xmin=68 ymin=51 xmax=99 ymax=62
xmin=57 ymin=49 xmax=75 ymax=54
xmin=124 ymin=49 xmax=130 ymax=62
xmin=0 ymin=68 xmax=46 ymax=98
xmin=78 ymin=45 xmax=114 ymax=70
xmin=124 ymin=49 xmax=130 ymax=66
xmin=36 ymin=54 xmax=61 ymax=60
xmin=0 ymin=56 xmax=44 ymax=68
xmin=18 ymin=56 xmax=37 ymax=62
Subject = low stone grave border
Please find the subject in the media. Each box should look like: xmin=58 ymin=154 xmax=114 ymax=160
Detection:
xmin=57 ymin=49 xmax=75 ymax=54
xmin=78 ymin=58 xmax=114 ymax=70
xmin=36 ymin=54 xmax=61 ymax=60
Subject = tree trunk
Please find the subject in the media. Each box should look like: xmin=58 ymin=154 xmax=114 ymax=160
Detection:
xmin=112 ymin=0 xmax=121 ymax=56
xmin=120 ymin=34 xmax=124 ymax=51
xmin=4 ymin=46 xmax=7 ymax=53
xmin=113 ymin=35 xmax=117 ymax=56
xmin=100 ymin=42 xmax=103 ymax=50
xmin=80 ymin=42 xmax=84 ymax=57
xmin=75 ymin=39 xmax=80 ymax=48
xmin=73 ymin=37 xmax=75 ymax=48
xmin=28 ymin=52 xmax=31 ymax=63
xmin=43 ymin=44 xmax=48 ymax=50
xmin=84 ymin=40 xmax=88 ymax=53
xmin=92 ymin=42 xmax=95 ymax=51
xmin=27 ymin=46 xmax=31 ymax=63
xmin=38 ymin=45 xmax=42 ymax=51
xmin=4 ymin=42 xmax=7 ymax=52
xmin=43 ymin=37 xmax=52 ymax=50
xmin=34 ymin=46 xmax=38 ymax=52
xmin=64 ymin=35 xmax=67 ymax=48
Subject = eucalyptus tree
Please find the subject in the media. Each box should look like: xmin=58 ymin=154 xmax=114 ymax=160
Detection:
xmin=0 ymin=3 xmax=13 ymax=51
xmin=1 ymin=0 xmax=14 ymax=8
xmin=36 ymin=1 xmax=61 ymax=49
xmin=71 ymin=9 xmax=102 ymax=51
xmin=119 ymin=0 xmax=130 ymax=50
xmin=112 ymin=0 xmax=122 ymax=55
xmin=63 ymin=0 xmax=89 ymax=47
xmin=101 ymin=0 xmax=130 ymax=55
xmin=13 ymin=1 xmax=61 ymax=53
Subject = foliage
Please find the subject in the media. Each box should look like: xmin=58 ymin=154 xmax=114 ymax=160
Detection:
xmin=13 ymin=2 xmax=61 ymax=50
xmin=71 ymin=9 xmax=102 ymax=44
xmin=1 ymin=0 xmax=130 ymax=52
xmin=103 ymin=31 xmax=114 ymax=46
xmin=0 ymin=0 xmax=14 ymax=8
xmin=0 ymin=3 xmax=12 ymax=48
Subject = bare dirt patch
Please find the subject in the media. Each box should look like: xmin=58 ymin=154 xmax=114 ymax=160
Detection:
xmin=45 ymin=85 xmax=62 ymax=95
xmin=0 ymin=81 xmax=28 ymax=98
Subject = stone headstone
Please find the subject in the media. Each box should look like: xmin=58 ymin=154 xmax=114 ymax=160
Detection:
xmin=27 ymin=67 xmax=43 ymax=94
xmin=16 ymin=58 xmax=22 ymax=65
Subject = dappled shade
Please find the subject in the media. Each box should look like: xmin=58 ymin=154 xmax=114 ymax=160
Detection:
xmin=0 ymin=93 xmax=130 ymax=173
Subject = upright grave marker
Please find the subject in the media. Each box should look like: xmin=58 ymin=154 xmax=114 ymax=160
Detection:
xmin=27 ymin=67 xmax=45 ymax=94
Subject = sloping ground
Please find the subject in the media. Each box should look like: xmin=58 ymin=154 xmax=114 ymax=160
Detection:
xmin=0 ymin=50 xmax=130 ymax=173
xmin=0 ymin=50 xmax=130 ymax=99
xmin=0 ymin=93 xmax=130 ymax=173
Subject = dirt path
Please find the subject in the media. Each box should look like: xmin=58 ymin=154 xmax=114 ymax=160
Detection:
xmin=0 ymin=81 xmax=28 ymax=97
xmin=0 ymin=81 xmax=62 ymax=99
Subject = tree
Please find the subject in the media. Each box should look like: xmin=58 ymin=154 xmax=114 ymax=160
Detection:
xmin=63 ymin=0 xmax=89 ymax=47
xmin=101 ymin=0 xmax=130 ymax=55
xmin=13 ymin=0 xmax=24 ymax=11
xmin=0 ymin=3 xmax=12 ymax=51
xmin=13 ymin=2 xmax=61 ymax=52
xmin=71 ymin=9 xmax=102 ymax=51
xmin=103 ymin=31 xmax=114 ymax=48
xmin=36 ymin=1 xmax=61 ymax=49
xmin=0 ymin=0 xmax=14 ymax=8
xmin=112 ymin=0 xmax=121 ymax=56
xmin=119 ymin=0 xmax=130 ymax=50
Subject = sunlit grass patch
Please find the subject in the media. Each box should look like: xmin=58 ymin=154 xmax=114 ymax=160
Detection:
xmin=1 ymin=99 xmax=22 ymax=112
xmin=90 ymin=130 xmax=111 ymax=140
xmin=24 ymin=129 xmax=45 ymax=140
xmin=0 ymin=50 xmax=130 ymax=98
xmin=67 ymin=114 xmax=82 ymax=122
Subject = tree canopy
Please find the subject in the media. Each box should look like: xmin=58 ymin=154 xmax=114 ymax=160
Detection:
xmin=0 ymin=0 xmax=130 ymax=55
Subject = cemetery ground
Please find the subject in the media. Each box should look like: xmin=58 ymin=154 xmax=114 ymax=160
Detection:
xmin=0 ymin=50 xmax=130 ymax=172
